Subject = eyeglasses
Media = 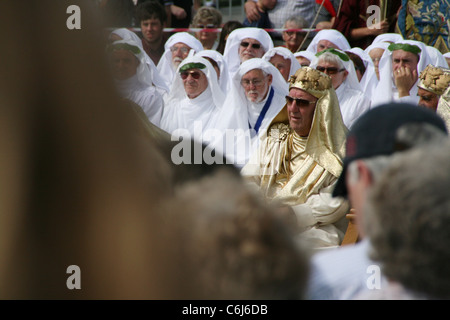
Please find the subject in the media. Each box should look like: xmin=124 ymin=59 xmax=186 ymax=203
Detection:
xmin=316 ymin=66 xmax=346 ymax=75
xmin=285 ymin=95 xmax=316 ymax=107
xmin=241 ymin=78 xmax=264 ymax=87
xmin=240 ymin=42 xmax=262 ymax=50
xmin=170 ymin=46 xmax=190 ymax=54
xmin=196 ymin=24 xmax=216 ymax=29
xmin=180 ymin=70 xmax=202 ymax=80
xmin=284 ymin=30 xmax=304 ymax=37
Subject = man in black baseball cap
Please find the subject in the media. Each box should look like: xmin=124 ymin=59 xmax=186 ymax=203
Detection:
xmin=306 ymin=102 xmax=448 ymax=300
xmin=332 ymin=102 xmax=448 ymax=199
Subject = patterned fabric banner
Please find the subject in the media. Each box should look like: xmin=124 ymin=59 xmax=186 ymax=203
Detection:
xmin=397 ymin=0 xmax=449 ymax=53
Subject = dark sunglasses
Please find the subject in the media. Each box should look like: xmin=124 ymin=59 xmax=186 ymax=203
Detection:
xmin=240 ymin=41 xmax=261 ymax=49
xmin=316 ymin=66 xmax=346 ymax=75
xmin=285 ymin=95 xmax=316 ymax=107
xmin=180 ymin=71 xmax=202 ymax=80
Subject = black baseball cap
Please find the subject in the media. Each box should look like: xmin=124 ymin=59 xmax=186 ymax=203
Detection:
xmin=332 ymin=103 xmax=448 ymax=198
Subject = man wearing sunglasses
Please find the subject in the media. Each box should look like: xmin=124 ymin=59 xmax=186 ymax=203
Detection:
xmin=223 ymin=27 xmax=273 ymax=79
xmin=311 ymin=48 xmax=371 ymax=129
xmin=160 ymin=56 xmax=225 ymax=147
xmin=241 ymin=67 xmax=350 ymax=251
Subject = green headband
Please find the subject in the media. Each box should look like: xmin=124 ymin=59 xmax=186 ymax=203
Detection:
xmin=108 ymin=42 xmax=141 ymax=55
xmin=316 ymin=48 xmax=349 ymax=62
xmin=388 ymin=43 xmax=421 ymax=55
xmin=179 ymin=62 xmax=206 ymax=73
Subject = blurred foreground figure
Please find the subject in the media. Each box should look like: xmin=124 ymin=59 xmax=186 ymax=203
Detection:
xmin=360 ymin=140 xmax=450 ymax=299
xmin=164 ymin=169 xmax=310 ymax=300
xmin=0 ymin=0 xmax=181 ymax=299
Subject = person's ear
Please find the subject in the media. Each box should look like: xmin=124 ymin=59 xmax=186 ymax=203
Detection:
xmin=342 ymin=69 xmax=349 ymax=81
xmin=356 ymin=160 xmax=373 ymax=187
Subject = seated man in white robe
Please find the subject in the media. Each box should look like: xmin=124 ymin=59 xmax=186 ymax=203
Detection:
xmin=157 ymin=32 xmax=203 ymax=89
xmin=310 ymin=48 xmax=371 ymax=129
xmin=212 ymin=58 xmax=288 ymax=168
xmin=222 ymin=27 xmax=273 ymax=80
xmin=160 ymin=56 xmax=224 ymax=147
xmin=107 ymin=40 xmax=165 ymax=127
xmin=371 ymin=40 xmax=432 ymax=108
xmin=241 ymin=67 xmax=350 ymax=251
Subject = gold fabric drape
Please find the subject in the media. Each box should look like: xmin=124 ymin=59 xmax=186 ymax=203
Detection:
xmin=244 ymin=67 xmax=348 ymax=206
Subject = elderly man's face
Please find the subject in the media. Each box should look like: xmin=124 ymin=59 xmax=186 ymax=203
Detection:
xmin=286 ymin=88 xmax=318 ymax=137
xmin=417 ymin=87 xmax=440 ymax=111
xmin=241 ymin=69 xmax=272 ymax=103
xmin=282 ymin=21 xmax=305 ymax=53
xmin=109 ymin=48 xmax=139 ymax=81
xmin=316 ymin=60 xmax=348 ymax=90
xmin=391 ymin=49 xmax=419 ymax=75
xmin=171 ymin=42 xmax=192 ymax=68
xmin=181 ymin=68 xmax=208 ymax=99
xmin=317 ymin=40 xmax=339 ymax=53
xmin=269 ymin=54 xmax=292 ymax=81
xmin=238 ymin=38 xmax=265 ymax=62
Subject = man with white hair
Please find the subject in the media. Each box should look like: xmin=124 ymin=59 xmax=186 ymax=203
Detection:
xmin=107 ymin=39 xmax=166 ymax=127
xmin=371 ymin=39 xmax=432 ymax=108
xmin=156 ymin=32 xmax=203 ymax=89
xmin=310 ymin=48 xmax=371 ymax=129
xmin=160 ymin=56 xmax=224 ymax=147
xmin=307 ymin=103 xmax=448 ymax=300
xmin=212 ymin=58 xmax=288 ymax=167
xmin=262 ymin=47 xmax=302 ymax=82
xmin=222 ymin=27 xmax=274 ymax=79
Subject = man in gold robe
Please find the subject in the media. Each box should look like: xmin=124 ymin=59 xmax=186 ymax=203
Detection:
xmin=241 ymin=67 xmax=350 ymax=251
xmin=417 ymin=64 xmax=450 ymax=111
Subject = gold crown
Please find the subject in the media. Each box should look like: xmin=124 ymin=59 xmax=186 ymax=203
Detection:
xmin=289 ymin=67 xmax=332 ymax=93
xmin=418 ymin=64 xmax=450 ymax=96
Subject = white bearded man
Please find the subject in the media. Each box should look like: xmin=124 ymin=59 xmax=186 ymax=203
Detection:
xmin=156 ymin=32 xmax=203 ymax=89
xmin=212 ymin=58 xmax=288 ymax=168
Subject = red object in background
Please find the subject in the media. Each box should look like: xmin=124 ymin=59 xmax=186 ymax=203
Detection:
xmin=315 ymin=0 xmax=336 ymax=17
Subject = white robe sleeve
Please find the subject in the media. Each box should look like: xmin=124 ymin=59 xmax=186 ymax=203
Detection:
xmin=290 ymin=178 xmax=350 ymax=249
